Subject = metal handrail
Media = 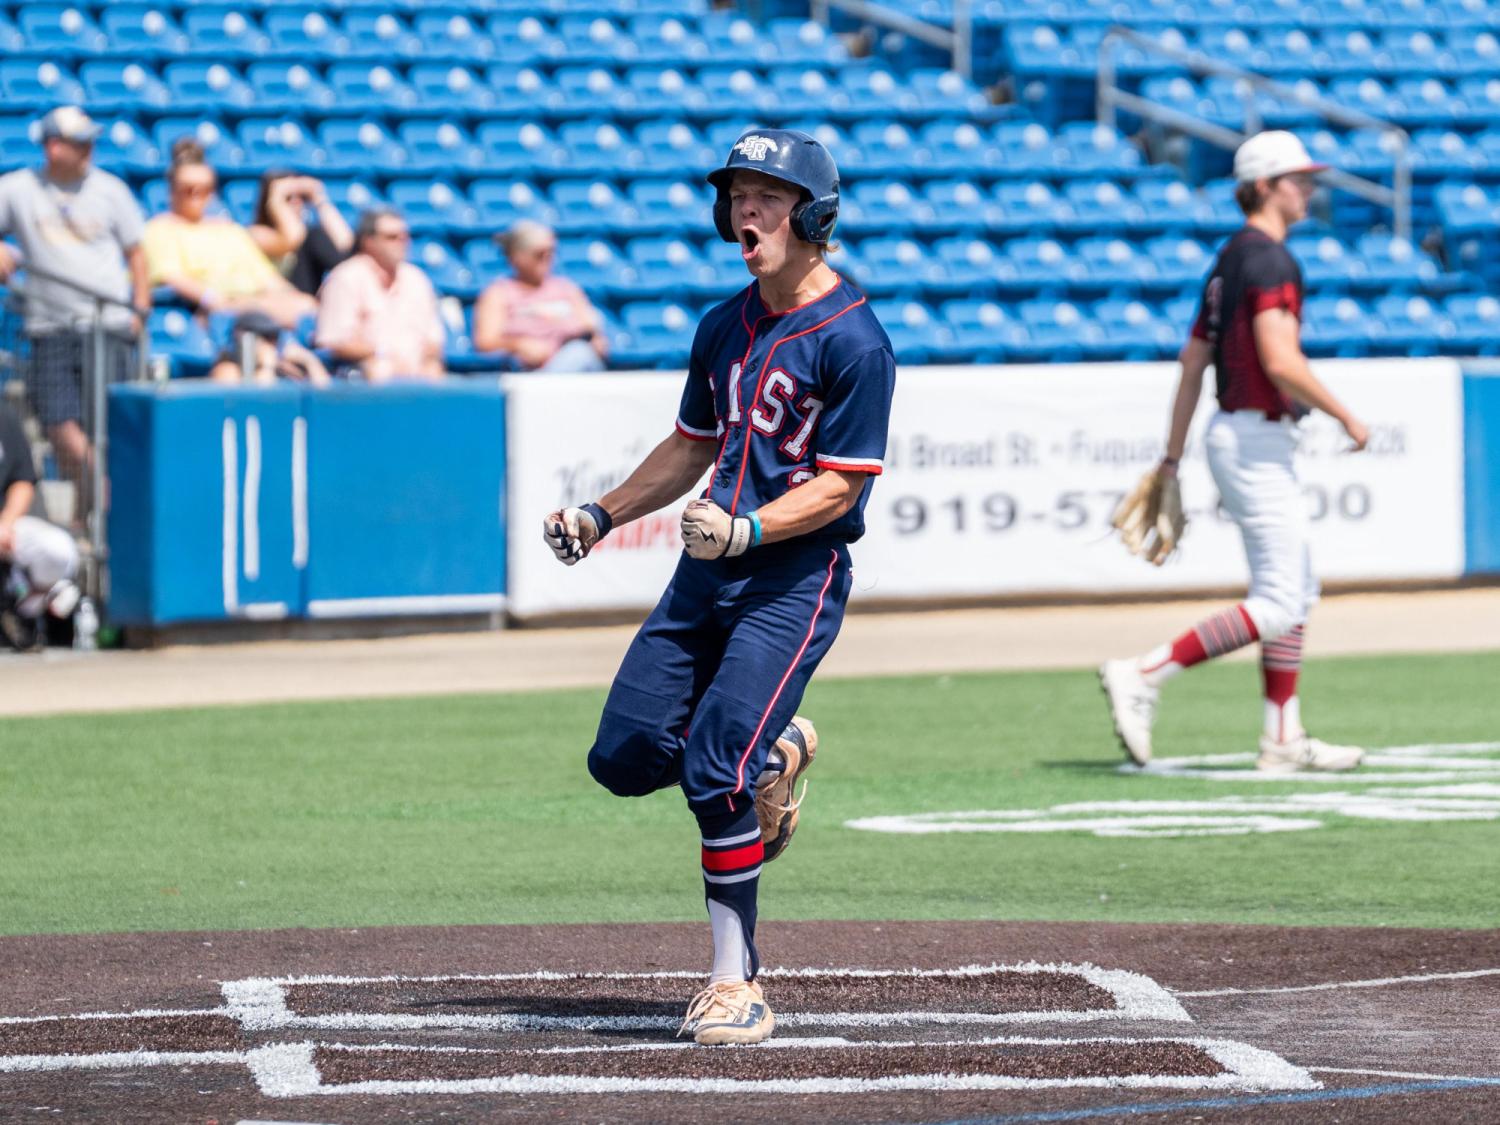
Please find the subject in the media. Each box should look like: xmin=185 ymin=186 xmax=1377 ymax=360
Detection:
xmin=809 ymin=0 xmax=974 ymax=81
xmin=1097 ymin=25 xmax=1412 ymax=243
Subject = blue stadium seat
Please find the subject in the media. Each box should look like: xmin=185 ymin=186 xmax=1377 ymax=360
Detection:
xmin=1395 ymin=77 xmax=1469 ymax=126
xmin=484 ymin=14 xmax=565 ymax=67
xmin=219 ymin=178 xmax=259 ymax=223
xmin=556 ymin=238 xmax=635 ymax=301
xmin=99 ymin=6 xmax=190 ymax=58
xmin=1287 ymin=233 xmax=1366 ymax=288
xmin=992 ymin=182 xmax=1073 ymax=234
xmin=615 ymin=301 xmax=694 ymax=369
xmin=556 ymin=120 xmax=644 ymax=176
xmin=1443 ymin=293 xmax=1500 ymax=355
xmin=870 ymin=299 xmax=950 ymax=365
xmin=0 ymin=60 xmax=85 ymax=110
xmin=410 ymin=64 xmax=495 ymax=112
xmin=629 ymin=15 xmax=710 ymax=66
xmin=464 ymin=237 xmax=506 ymax=282
xmin=769 ymin=67 xmax=839 ymax=117
xmin=921 ymin=180 xmax=1002 ymax=233
xmin=149 ymin=309 xmax=216 ymax=377
xmin=327 ymin=63 xmax=420 ymax=111
xmin=695 ymin=67 xmax=780 ymax=118
xmin=550 ymin=179 xmax=632 ymax=236
xmin=836 ymin=67 xmax=919 ymax=120
xmin=908 ymin=69 xmax=993 ymax=118
xmin=698 ymin=13 xmax=773 ymax=64
xmin=554 ymin=16 xmax=631 ymax=67
xmin=473 ymin=120 xmax=568 ymax=177
xmin=88 ymin=119 xmax=162 ymax=176
xmin=938 ymin=299 xmax=1028 ymax=363
xmin=918 ymin=121 xmax=1004 ymax=175
xmin=238 ymin=118 xmax=324 ymax=173
xmin=397 ymin=120 xmax=485 ymax=173
xmin=1093 ymin=298 xmax=1180 ymax=358
xmin=481 ymin=65 xmax=564 ymax=116
xmin=341 ymin=10 xmax=423 ymax=60
xmin=316 ymin=119 xmax=409 ymax=175
xmin=78 ymin=60 xmax=170 ymax=111
xmin=1435 ymin=182 xmax=1499 ymax=234
xmin=245 ymin=62 xmax=337 ymax=113
xmin=1017 ymin=298 xmax=1106 ymax=361
xmin=1061 ymin=181 xmax=1147 ymax=235
xmin=553 ymin=66 xmax=632 ymax=116
xmin=1054 ymin=123 xmax=1144 ymax=176
xmin=14 ymin=5 xmax=107 ymax=56
xmin=992 ymin=121 xmax=1065 ymax=176
xmin=0 ymin=117 xmax=35 ymax=172
xmin=849 ymin=121 xmax=925 ymax=177
xmin=1075 ymin=237 xmax=1160 ymax=290
xmin=856 ymin=236 xmax=947 ymax=297
xmin=262 ymin=8 xmax=348 ymax=60
xmin=412 ymin=238 xmax=479 ymax=299
xmin=179 ymin=5 xmax=271 ymax=58
xmin=471 ymin=178 xmax=558 ymax=228
xmin=1373 ymin=293 xmax=1456 ymax=354
xmin=1143 ymin=236 xmax=1213 ymax=288
xmin=322 ymin=179 xmax=388 ymax=224
xmin=412 ymin=11 xmax=494 ymax=62
xmin=932 ymin=237 xmax=1017 ymax=291
xmin=624 ymin=179 xmax=713 ymax=237
xmin=844 ymin=181 xmax=933 ymax=237
xmin=386 ymin=180 xmax=481 ymax=237
xmin=0 ymin=14 xmax=22 ymax=56
xmin=626 ymin=236 xmax=726 ymax=300
xmin=162 ymin=61 xmax=255 ymax=112
xmin=766 ymin=18 xmax=846 ymax=65
xmin=633 ymin=122 xmax=715 ymax=173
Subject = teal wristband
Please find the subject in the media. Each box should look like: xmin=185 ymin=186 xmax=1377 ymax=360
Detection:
xmin=748 ymin=511 xmax=762 ymax=548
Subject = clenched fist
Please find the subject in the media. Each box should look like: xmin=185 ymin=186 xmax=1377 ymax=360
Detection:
xmin=543 ymin=503 xmax=612 ymax=565
xmin=681 ymin=499 xmax=756 ymax=560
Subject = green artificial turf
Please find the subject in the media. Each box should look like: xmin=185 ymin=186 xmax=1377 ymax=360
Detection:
xmin=1 ymin=651 xmax=1497 ymax=936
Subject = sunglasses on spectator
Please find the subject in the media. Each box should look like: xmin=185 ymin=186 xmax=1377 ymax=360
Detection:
xmin=174 ymin=182 xmax=215 ymax=197
xmin=373 ymin=228 xmax=410 ymax=242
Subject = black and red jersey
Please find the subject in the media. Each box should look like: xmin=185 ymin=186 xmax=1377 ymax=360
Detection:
xmin=1190 ymin=226 xmax=1303 ymax=420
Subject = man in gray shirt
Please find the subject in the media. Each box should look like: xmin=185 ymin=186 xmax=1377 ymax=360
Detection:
xmin=0 ymin=106 xmax=150 ymax=516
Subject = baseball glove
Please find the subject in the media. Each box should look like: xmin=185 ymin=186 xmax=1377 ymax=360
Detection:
xmin=1111 ymin=467 xmax=1186 ymax=566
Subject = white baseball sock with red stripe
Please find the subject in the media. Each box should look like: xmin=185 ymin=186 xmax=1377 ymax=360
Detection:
xmin=1138 ymin=604 xmax=1260 ymax=689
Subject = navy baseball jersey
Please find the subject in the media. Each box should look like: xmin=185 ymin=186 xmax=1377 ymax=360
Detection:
xmin=674 ymin=278 xmax=896 ymax=541
xmin=1191 ymin=226 xmax=1303 ymax=421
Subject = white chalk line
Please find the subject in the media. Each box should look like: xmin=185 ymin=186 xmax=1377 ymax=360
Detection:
xmin=0 ymin=1007 xmax=228 ymax=1025
xmin=247 ymin=1036 xmax=1317 ymax=1098
xmin=220 ymin=962 xmax=1188 ymax=1033
xmin=1176 ymin=967 xmax=1500 ymax=998
xmin=1312 ymin=1066 xmax=1500 ymax=1083
xmin=0 ymin=1049 xmax=247 ymax=1074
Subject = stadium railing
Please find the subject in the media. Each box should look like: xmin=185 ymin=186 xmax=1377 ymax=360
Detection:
xmin=1097 ymin=24 xmax=1413 ymax=243
xmin=809 ymin=0 xmax=976 ymax=80
xmin=0 ymin=268 xmax=150 ymax=601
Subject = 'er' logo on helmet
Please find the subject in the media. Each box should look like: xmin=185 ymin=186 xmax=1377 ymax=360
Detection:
xmin=734 ymin=135 xmax=780 ymax=161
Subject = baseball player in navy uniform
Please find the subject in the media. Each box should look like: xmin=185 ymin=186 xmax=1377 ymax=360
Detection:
xmin=1101 ymin=131 xmax=1369 ymax=772
xmin=542 ymin=130 xmax=895 ymax=1044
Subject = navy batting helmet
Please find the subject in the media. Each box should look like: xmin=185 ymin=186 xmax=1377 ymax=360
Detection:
xmin=707 ymin=128 xmax=839 ymax=246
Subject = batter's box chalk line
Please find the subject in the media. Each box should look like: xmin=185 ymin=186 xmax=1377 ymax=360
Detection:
xmin=243 ymin=1035 xmax=1318 ymax=1098
xmin=218 ymin=962 xmax=1189 ymax=1033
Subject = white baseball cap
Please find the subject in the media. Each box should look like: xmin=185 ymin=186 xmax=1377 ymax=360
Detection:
xmin=39 ymin=105 xmax=102 ymax=143
xmin=1233 ymin=130 xmax=1328 ymax=183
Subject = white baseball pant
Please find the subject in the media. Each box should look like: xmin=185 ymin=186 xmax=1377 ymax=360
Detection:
xmin=1204 ymin=409 xmax=1318 ymax=643
xmin=4 ymin=515 xmax=80 ymax=616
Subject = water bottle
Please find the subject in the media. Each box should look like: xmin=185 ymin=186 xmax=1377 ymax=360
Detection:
xmin=73 ymin=596 xmax=98 ymax=652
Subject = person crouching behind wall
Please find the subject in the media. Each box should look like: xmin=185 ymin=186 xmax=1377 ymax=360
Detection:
xmin=208 ymin=311 xmax=330 ymax=387
xmin=472 ymin=220 xmax=609 ymax=372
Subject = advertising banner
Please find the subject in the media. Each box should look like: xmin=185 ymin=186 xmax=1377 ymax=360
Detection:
xmin=504 ymin=360 xmax=1464 ymax=618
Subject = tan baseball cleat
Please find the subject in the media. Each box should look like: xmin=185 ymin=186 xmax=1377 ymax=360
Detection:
xmin=1257 ymin=733 xmax=1364 ymax=773
xmin=756 ymin=716 xmax=817 ymax=862
xmin=678 ymin=978 xmax=775 ymax=1045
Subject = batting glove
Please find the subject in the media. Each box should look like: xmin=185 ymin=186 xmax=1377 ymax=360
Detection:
xmin=681 ymin=499 xmax=758 ymax=560
xmin=543 ymin=502 xmax=612 ymax=565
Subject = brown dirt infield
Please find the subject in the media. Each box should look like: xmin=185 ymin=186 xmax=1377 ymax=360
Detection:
xmin=1 ymin=919 xmax=1497 ymax=1123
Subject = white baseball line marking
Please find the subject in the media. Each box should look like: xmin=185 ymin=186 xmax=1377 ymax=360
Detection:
xmin=220 ymin=962 xmax=1189 ymax=1032
xmin=1176 ymin=967 xmax=1500 ymax=998
xmin=1312 ymin=1067 xmax=1500 ymax=1082
xmin=247 ymin=1036 xmax=1316 ymax=1098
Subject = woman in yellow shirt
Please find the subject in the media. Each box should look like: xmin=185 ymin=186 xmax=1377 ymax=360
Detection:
xmin=143 ymin=140 xmax=317 ymax=329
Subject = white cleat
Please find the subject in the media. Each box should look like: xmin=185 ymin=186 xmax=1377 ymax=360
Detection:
xmin=1257 ymin=733 xmax=1365 ymax=773
xmin=1099 ymin=658 xmax=1158 ymax=766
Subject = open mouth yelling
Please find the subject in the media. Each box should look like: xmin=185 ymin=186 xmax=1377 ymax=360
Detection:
xmin=740 ymin=228 xmax=762 ymax=263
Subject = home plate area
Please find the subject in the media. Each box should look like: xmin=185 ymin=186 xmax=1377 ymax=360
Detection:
xmin=2 ymin=921 xmax=1497 ymax=1121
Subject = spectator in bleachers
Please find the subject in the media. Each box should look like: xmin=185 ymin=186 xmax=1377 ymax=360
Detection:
xmin=142 ymin=139 xmax=317 ymax=329
xmin=248 ymin=170 xmax=354 ymax=297
xmin=0 ymin=401 xmax=80 ymax=652
xmin=208 ymin=311 xmax=330 ymax=387
xmin=315 ymin=207 xmax=444 ymax=382
xmin=473 ymin=220 xmax=608 ymax=372
xmin=0 ymin=106 xmax=150 ymax=515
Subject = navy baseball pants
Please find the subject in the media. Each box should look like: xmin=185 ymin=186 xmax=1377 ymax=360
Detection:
xmin=588 ymin=539 xmax=852 ymax=815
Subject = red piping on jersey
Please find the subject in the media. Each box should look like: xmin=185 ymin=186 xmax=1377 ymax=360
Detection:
xmin=675 ymin=419 xmax=715 ymax=443
xmin=732 ymin=548 xmax=838 ymax=797
xmin=730 ymin=286 xmax=868 ymax=514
